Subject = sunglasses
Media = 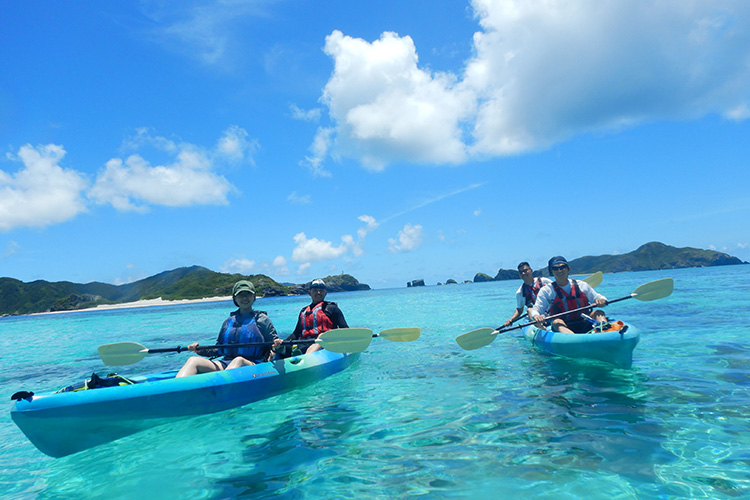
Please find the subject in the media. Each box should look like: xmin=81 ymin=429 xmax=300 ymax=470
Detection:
xmin=551 ymin=265 xmax=568 ymax=271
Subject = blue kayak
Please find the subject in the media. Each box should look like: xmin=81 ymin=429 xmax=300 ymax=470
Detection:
xmin=521 ymin=322 xmax=640 ymax=368
xmin=11 ymin=350 xmax=358 ymax=458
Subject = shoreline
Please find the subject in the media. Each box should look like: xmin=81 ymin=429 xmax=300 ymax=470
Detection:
xmin=31 ymin=296 xmax=234 ymax=316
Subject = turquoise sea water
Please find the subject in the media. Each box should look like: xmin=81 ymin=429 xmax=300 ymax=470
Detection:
xmin=1 ymin=266 xmax=749 ymax=499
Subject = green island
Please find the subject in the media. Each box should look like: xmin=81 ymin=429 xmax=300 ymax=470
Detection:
xmin=2 ymin=241 xmax=746 ymax=316
xmin=475 ymin=241 xmax=747 ymax=282
xmin=0 ymin=271 xmax=369 ymax=316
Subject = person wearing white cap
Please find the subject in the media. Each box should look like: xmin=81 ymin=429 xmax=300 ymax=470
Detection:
xmin=176 ymin=280 xmax=283 ymax=377
xmin=530 ymin=256 xmax=607 ymax=334
xmin=283 ymin=279 xmax=349 ymax=355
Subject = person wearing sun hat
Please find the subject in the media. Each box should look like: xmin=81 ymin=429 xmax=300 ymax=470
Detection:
xmin=176 ymin=280 xmax=283 ymax=377
xmin=530 ymin=256 xmax=608 ymax=334
xmin=282 ymin=278 xmax=349 ymax=356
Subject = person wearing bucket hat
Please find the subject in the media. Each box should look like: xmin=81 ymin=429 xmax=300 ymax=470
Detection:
xmin=176 ymin=280 xmax=283 ymax=377
xmin=280 ymin=278 xmax=349 ymax=356
xmin=530 ymin=256 xmax=608 ymax=334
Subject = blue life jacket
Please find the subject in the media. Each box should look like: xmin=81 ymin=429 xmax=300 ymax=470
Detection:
xmin=218 ymin=312 xmax=265 ymax=361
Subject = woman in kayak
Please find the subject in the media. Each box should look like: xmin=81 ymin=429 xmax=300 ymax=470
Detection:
xmin=282 ymin=278 xmax=348 ymax=355
xmin=531 ymin=256 xmax=607 ymax=334
xmin=176 ymin=280 xmax=283 ymax=377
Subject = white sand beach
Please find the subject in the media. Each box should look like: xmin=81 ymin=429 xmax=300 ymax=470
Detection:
xmin=33 ymin=296 xmax=233 ymax=316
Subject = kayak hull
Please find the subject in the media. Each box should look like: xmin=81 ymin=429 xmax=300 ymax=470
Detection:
xmin=521 ymin=323 xmax=639 ymax=368
xmin=11 ymin=350 xmax=359 ymax=458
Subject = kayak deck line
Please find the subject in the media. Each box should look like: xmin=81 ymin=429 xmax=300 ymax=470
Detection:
xmin=11 ymin=350 xmax=359 ymax=458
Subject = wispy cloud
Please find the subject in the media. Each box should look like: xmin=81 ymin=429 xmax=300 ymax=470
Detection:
xmin=290 ymin=103 xmax=322 ymax=122
xmin=140 ymin=0 xmax=275 ymax=68
xmin=383 ymin=182 xmax=485 ymax=222
xmin=287 ymin=191 xmax=312 ymax=205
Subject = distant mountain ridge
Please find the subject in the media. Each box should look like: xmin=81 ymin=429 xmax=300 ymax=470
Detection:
xmin=0 ymin=268 xmax=370 ymax=316
xmin=478 ymin=241 xmax=747 ymax=282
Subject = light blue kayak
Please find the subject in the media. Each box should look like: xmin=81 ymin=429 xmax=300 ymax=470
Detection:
xmin=521 ymin=322 xmax=640 ymax=368
xmin=11 ymin=350 xmax=358 ymax=458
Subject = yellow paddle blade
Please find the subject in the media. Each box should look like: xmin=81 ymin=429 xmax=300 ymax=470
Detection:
xmin=98 ymin=342 xmax=149 ymax=366
xmin=316 ymin=328 xmax=373 ymax=353
xmin=582 ymin=271 xmax=603 ymax=288
xmin=378 ymin=327 xmax=421 ymax=342
xmin=632 ymin=278 xmax=674 ymax=301
xmin=455 ymin=328 xmax=497 ymax=351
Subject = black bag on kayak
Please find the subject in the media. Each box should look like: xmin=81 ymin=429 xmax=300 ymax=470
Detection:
xmin=55 ymin=373 xmax=136 ymax=393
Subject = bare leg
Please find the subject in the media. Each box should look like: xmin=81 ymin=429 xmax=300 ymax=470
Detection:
xmin=550 ymin=318 xmax=575 ymax=334
xmin=305 ymin=343 xmax=322 ymax=354
xmin=225 ymin=357 xmax=256 ymax=370
xmin=175 ymin=357 xmax=225 ymax=378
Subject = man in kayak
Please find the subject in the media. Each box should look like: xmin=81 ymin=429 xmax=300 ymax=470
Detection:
xmin=503 ymin=262 xmax=552 ymax=327
xmin=176 ymin=280 xmax=283 ymax=377
xmin=531 ymin=256 xmax=607 ymax=334
xmin=282 ymin=279 xmax=348 ymax=355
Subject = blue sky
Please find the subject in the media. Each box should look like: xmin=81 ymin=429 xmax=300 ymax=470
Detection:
xmin=1 ymin=0 xmax=749 ymax=290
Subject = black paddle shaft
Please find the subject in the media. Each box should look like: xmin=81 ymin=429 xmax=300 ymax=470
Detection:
xmin=495 ymin=295 xmax=632 ymax=332
xmin=146 ymin=339 xmax=316 ymax=354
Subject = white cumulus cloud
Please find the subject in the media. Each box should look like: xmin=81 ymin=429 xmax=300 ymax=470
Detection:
xmin=89 ymin=153 xmax=234 ymax=212
xmin=291 ymin=232 xmax=351 ymax=262
xmin=315 ymin=1 xmax=750 ymax=169
xmin=1 ymin=144 xmax=88 ymax=231
xmin=215 ymin=125 xmax=259 ymax=164
xmin=388 ymin=223 xmax=423 ymax=253
xmin=89 ymin=128 xmax=247 ymax=211
xmin=273 ymin=255 xmax=290 ymax=276
xmin=220 ymin=258 xmax=256 ymax=274
xmin=321 ymin=30 xmax=474 ymax=171
xmin=357 ymin=214 xmax=379 ymax=238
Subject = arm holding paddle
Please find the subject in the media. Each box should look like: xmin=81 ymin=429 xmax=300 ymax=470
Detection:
xmin=456 ymin=278 xmax=673 ymax=350
xmin=503 ymin=270 xmax=603 ymax=329
xmin=175 ymin=280 xmax=282 ymax=377
xmin=530 ymin=279 xmax=607 ymax=334
xmin=281 ymin=279 xmax=349 ymax=357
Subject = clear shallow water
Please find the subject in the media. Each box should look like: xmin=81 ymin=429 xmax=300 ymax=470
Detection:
xmin=1 ymin=266 xmax=749 ymax=499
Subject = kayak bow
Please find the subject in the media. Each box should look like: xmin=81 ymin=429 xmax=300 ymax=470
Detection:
xmin=11 ymin=350 xmax=358 ymax=458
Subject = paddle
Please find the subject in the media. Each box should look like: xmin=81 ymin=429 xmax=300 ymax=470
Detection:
xmin=582 ymin=271 xmax=603 ymax=288
xmin=98 ymin=327 xmax=421 ymax=366
xmin=507 ymin=271 xmax=604 ymax=325
xmin=456 ymin=278 xmax=673 ymax=351
xmin=375 ymin=327 xmax=421 ymax=342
